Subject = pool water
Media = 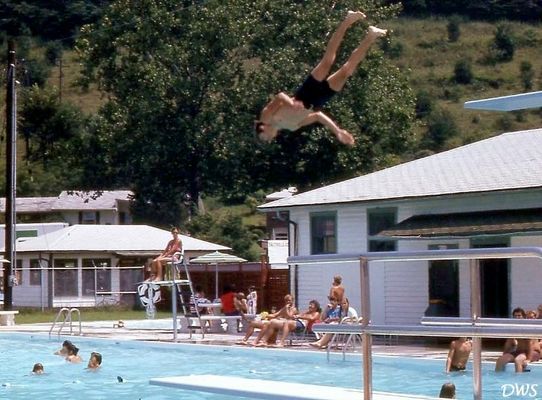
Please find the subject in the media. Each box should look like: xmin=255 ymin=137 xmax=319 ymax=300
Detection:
xmin=0 ymin=334 xmax=540 ymax=399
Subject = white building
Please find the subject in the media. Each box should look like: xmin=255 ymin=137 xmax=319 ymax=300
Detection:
xmin=6 ymin=224 xmax=229 ymax=308
xmin=0 ymin=190 xmax=133 ymax=225
xmin=259 ymin=128 xmax=542 ymax=325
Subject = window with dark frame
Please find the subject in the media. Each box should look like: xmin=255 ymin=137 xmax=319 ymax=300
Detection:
xmin=311 ymin=212 xmax=337 ymax=255
xmin=82 ymin=259 xmax=112 ymax=297
xmin=368 ymin=208 xmax=397 ymax=252
xmin=54 ymin=259 xmax=78 ymax=297
xmin=29 ymin=259 xmax=42 ymax=286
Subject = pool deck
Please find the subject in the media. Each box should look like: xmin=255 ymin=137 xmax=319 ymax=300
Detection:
xmin=0 ymin=318 xmax=503 ymax=359
xmin=0 ymin=318 xmax=505 ymax=400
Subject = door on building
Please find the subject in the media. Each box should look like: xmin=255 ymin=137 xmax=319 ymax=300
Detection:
xmin=427 ymin=244 xmax=459 ymax=317
xmin=473 ymin=240 xmax=509 ymax=318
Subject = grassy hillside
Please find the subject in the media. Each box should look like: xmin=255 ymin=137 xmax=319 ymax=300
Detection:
xmin=386 ymin=17 xmax=542 ymax=149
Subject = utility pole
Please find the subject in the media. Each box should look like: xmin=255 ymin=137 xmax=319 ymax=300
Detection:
xmin=4 ymin=40 xmax=17 ymax=310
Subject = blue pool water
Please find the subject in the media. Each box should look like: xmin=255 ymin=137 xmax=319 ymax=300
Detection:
xmin=0 ymin=334 xmax=540 ymax=399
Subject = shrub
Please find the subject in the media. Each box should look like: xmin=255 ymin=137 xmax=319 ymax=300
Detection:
xmin=491 ymin=24 xmax=515 ymax=62
xmin=447 ymin=16 xmax=461 ymax=42
xmin=519 ymin=61 xmax=534 ymax=90
xmin=45 ymin=41 xmax=63 ymax=65
xmin=424 ymin=108 xmax=459 ymax=150
xmin=415 ymin=90 xmax=433 ymax=119
xmin=453 ymin=59 xmax=473 ymax=84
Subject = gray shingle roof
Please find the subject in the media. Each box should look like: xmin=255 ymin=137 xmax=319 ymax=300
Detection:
xmin=259 ymin=128 xmax=542 ymax=209
xmin=0 ymin=190 xmax=133 ymax=213
xmin=0 ymin=197 xmax=56 ymax=213
xmin=51 ymin=190 xmax=133 ymax=211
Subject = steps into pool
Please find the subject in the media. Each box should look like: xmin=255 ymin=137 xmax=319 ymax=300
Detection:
xmin=149 ymin=374 xmax=439 ymax=400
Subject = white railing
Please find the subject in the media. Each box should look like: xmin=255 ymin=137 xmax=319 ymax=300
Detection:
xmin=289 ymin=246 xmax=542 ymax=400
xmin=49 ymin=307 xmax=82 ymax=337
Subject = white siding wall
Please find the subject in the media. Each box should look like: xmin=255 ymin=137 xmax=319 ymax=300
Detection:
xmin=61 ymin=210 xmax=118 ymax=225
xmin=510 ymin=236 xmax=542 ymax=313
xmin=290 ymin=189 xmax=542 ymax=325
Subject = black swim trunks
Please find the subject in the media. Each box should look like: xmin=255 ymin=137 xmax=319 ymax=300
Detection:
xmin=294 ymin=74 xmax=337 ymax=110
xmin=450 ymin=365 xmax=466 ymax=372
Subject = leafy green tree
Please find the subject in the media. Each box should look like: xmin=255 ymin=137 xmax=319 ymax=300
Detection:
xmin=187 ymin=212 xmax=262 ymax=261
xmin=0 ymin=1 xmax=110 ymax=40
xmin=20 ymin=85 xmax=85 ymax=162
xmin=77 ymin=0 xmax=415 ymax=226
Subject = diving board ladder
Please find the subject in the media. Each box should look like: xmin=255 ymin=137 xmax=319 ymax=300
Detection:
xmin=171 ymin=253 xmax=205 ymax=339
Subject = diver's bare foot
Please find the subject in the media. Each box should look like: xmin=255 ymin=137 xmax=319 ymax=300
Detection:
xmin=309 ymin=342 xmax=322 ymax=348
xmin=368 ymin=26 xmax=387 ymax=38
xmin=346 ymin=11 xmax=366 ymax=25
xmin=336 ymin=129 xmax=355 ymax=146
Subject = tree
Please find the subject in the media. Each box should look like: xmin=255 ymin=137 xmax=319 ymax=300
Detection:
xmin=77 ymin=0 xmax=415 ymax=226
xmin=18 ymin=85 xmax=99 ymax=195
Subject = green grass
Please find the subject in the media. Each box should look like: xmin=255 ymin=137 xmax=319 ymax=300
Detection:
xmin=16 ymin=307 xmax=172 ymax=324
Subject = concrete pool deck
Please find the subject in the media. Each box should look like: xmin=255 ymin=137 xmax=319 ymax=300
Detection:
xmin=0 ymin=317 xmax=504 ymax=359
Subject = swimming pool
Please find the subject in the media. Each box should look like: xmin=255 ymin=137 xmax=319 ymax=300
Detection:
xmin=0 ymin=333 xmax=540 ymax=399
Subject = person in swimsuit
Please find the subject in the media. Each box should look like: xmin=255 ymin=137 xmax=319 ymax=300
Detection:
xmin=147 ymin=227 xmax=182 ymax=281
xmin=255 ymin=11 xmax=387 ymax=146
xmin=495 ymin=307 xmax=536 ymax=373
xmin=445 ymin=337 xmax=472 ymax=373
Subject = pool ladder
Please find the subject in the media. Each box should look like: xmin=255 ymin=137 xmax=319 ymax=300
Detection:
xmin=49 ymin=307 xmax=82 ymax=337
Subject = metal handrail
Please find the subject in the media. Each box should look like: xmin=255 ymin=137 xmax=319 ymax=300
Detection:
xmin=288 ymin=246 xmax=542 ymax=400
xmin=49 ymin=307 xmax=82 ymax=337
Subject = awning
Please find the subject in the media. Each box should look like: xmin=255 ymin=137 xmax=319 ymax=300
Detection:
xmin=114 ymin=251 xmax=160 ymax=257
xmin=378 ymin=208 xmax=542 ymax=239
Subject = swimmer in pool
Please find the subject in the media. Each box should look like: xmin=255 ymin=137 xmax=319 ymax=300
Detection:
xmin=32 ymin=363 xmax=44 ymax=375
xmin=87 ymin=352 xmax=102 ymax=370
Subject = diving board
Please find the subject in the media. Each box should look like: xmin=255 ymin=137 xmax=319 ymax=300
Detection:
xmin=464 ymin=90 xmax=542 ymax=111
xmin=149 ymin=375 xmax=437 ymax=400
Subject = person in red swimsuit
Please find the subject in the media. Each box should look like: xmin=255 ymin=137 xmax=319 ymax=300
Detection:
xmin=220 ymin=284 xmax=238 ymax=316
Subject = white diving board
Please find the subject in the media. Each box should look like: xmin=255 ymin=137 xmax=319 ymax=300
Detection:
xmin=149 ymin=374 xmax=438 ymax=400
xmin=464 ymin=90 xmax=542 ymax=111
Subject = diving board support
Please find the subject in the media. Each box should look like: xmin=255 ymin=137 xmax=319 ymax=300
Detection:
xmin=149 ymin=375 xmax=438 ymax=400
xmin=464 ymin=90 xmax=542 ymax=111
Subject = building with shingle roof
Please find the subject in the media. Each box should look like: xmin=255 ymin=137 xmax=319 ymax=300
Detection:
xmin=259 ymin=129 xmax=542 ymax=325
xmin=7 ymin=225 xmax=229 ymax=308
xmin=0 ymin=190 xmax=133 ymax=224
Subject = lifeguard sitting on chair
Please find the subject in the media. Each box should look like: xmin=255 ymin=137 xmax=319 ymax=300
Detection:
xmin=147 ymin=227 xmax=183 ymax=281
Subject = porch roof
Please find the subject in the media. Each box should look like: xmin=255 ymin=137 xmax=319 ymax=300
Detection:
xmin=378 ymin=208 xmax=542 ymax=239
xmin=8 ymin=225 xmax=229 ymax=253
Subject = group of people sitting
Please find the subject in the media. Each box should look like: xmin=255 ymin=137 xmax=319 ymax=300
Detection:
xmin=236 ymin=275 xmax=359 ymax=348
xmin=445 ymin=305 xmax=542 ymax=378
